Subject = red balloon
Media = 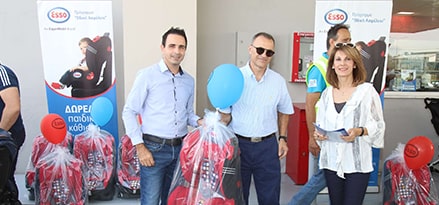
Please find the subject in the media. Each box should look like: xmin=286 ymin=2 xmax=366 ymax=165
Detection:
xmin=40 ymin=114 xmax=67 ymax=144
xmin=404 ymin=136 xmax=435 ymax=170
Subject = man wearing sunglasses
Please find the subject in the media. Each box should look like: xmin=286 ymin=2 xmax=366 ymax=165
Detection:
xmin=221 ymin=32 xmax=293 ymax=205
xmin=288 ymin=23 xmax=351 ymax=205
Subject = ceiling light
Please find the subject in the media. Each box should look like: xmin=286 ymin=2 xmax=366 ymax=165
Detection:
xmin=397 ymin=11 xmax=415 ymax=15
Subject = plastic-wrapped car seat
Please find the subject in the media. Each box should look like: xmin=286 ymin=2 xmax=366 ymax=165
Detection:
xmin=168 ymin=110 xmax=245 ymax=205
xmin=73 ymin=124 xmax=116 ymax=201
xmin=25 ymin=133 xmax=73 ymax=200
xmin=116 ymin=134 xmax=140 ymax=198
xmin=382 ymin=143 xmax=439 ymax=205
xmin=35 ymin=146 xmax=87 ymax=205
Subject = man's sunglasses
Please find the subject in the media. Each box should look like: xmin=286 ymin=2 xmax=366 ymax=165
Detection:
xmin=335 ymin=42 xmax=355 ymax=48
xmin=251 ymin=45 xmax=275 ymax=57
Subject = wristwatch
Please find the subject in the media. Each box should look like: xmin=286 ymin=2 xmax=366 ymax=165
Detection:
xmin=279 ymin=136 xmax=287 ymax=142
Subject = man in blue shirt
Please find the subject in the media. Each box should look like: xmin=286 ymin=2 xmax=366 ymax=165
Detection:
xmin=222 ymin=32 xmax=294 ymax=205
xmin=122 ymin=27 xmax=201 ymax=205
xmin=0 ymin=63 xmax=26 ymax=205
xmin=288 ymin=24 xmax=351 ymax=205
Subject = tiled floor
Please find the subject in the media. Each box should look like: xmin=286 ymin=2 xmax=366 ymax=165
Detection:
xmin=15 ymin=173 xmax=383 ymax=205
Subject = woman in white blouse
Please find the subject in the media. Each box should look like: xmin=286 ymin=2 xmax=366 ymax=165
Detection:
xmin=314 ymin=42 xmax=385 ymax=205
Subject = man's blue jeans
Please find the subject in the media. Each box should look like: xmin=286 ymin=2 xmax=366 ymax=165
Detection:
xmin=140 ymin=139 xmax=181 ymax=205
xmin=288 ymin=168 xmax=327 ymax=205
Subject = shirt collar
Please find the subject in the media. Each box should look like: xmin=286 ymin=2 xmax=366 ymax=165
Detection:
xmin=243 ymin=61 xmax=269 ymax=82
xmin=159 ymin=59 xmax=184 ymax=75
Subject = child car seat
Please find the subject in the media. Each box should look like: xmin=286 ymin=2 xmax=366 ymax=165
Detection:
xmin=25 ymin=133 xmax=73 ymax=200
xmin=168 ymin=128 xmax=244 ymax=204
xmin=383 ymin=159 xmax=435 ymax=205
xmin=116 ymin=134 xmax=140 ymax=198
xmin=73 ymin=126 xmax=116 ymax=201
xmin=59 ymin=32 xmax=113 ymax=98
xmin=358 ymin=36 xmax=387 ymax=94
xmin=35 ymin=147 xmax=87 ymax=205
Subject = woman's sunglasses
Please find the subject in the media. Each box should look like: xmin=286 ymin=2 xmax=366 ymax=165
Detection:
xmin=335 ymin=42 xmax=355 ymax=48
xmin=251 ymin=45 xmax=275 ymax=57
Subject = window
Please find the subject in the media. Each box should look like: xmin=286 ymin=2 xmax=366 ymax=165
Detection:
xmin=387 ymin=32 xmax=439 ymax=92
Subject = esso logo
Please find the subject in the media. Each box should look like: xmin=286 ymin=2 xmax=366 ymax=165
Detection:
xmin=52 ymin=118 xmax=66 ymax=129
xmin=324 ymin=9 xmax=348 ymax=25
xmin=47 ymin=7 xmax=70 ymax=23
xmin=404 ymin=144 xmax=419 ymax=158
xmin=73 ymin=71 xmax=83 ymax=79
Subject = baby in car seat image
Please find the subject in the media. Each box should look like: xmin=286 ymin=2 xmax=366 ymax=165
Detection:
xmin=51 ymin=33 xmax=113 ymax=98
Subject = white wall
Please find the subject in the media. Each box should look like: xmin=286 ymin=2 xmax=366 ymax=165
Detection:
xmin=122 ymin=1 xmax=197 ymax=99
xmin=1 ymin=1 xmax=48 ymax=173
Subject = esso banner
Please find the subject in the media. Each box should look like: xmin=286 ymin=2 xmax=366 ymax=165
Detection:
xmin=37 ymin=1 xmax=119 ymax=145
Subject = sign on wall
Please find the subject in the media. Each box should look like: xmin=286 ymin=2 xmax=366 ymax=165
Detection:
xmin=37 ymin=1 xmax=118 ymax=143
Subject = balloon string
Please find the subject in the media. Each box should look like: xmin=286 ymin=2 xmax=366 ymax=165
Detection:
xmin=215 ymin=108 xmax=220 ymax=120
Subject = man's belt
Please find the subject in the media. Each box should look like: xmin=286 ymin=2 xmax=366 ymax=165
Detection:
xmin=142 ymin=134 xmax=183 ymax=146
xmin=235 ymin=133 xmax=275 ymax=143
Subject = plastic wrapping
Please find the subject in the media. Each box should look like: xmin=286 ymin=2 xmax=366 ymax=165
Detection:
xmin=383 ymin=143 xmax=439 ymax=205
xmin=35 ymin=146 xmax=87 ymax=205
xmin=116 ymin=134 xmax=140 ymax=198
xmin=25 ymin=133 xmax=73 ymax=200
xmin=73 ymin=124 xmax=116 ymax=200
xmin=168 ymin=110 xmax=245 ymax=205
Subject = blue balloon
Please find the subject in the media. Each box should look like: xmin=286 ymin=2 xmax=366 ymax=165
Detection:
xmin=207 ymin=64 xmax=244 ymax=109
xmin=91 ymin=97 xmax=114 ymax=126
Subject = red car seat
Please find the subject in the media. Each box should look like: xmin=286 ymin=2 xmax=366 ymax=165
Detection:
xmin=116 ymin=134 xmax=140 ymax=198
xmin=383 ymin=159 xmax=436 ymax=205
xmin=25 ymin=133 xmax=73 ymax=200
xmin=168 ymin=128 xmax=244 ymax=205
xmin=35 ymin=147 xmax=86 ymax=205
xmin=73 ymin=127 xmax=116 ymax=201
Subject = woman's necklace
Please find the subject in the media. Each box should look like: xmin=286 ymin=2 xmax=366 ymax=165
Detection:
xmin=334 ymin=86 xmax=354 ymax=102
xmin=338 ymin=88 xmax=346 ymax=96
